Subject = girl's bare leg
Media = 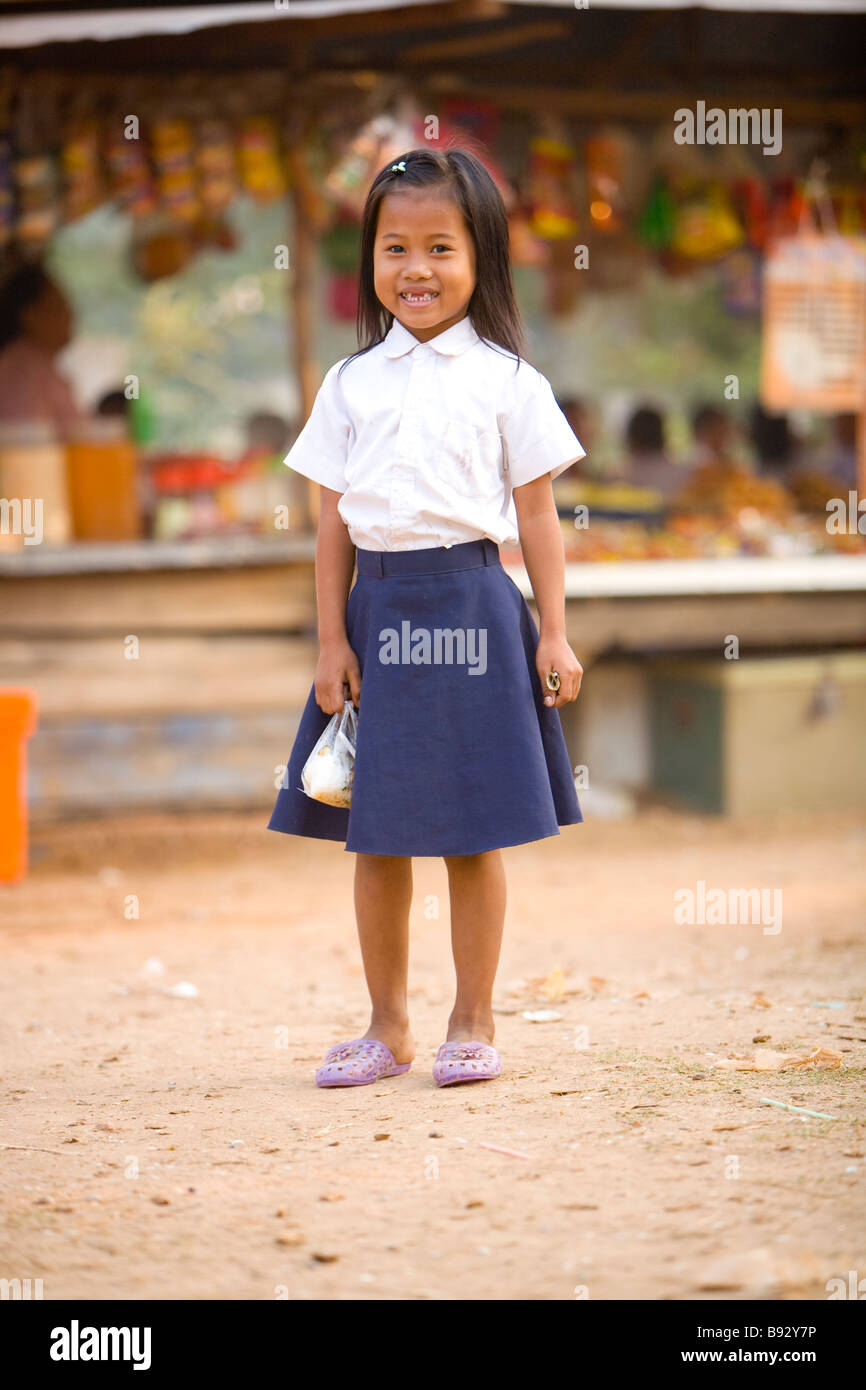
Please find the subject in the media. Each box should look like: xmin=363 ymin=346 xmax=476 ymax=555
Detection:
xmin=354 ymin=852 xmax=416 ymax=1064
xmin=442 ymin=849 xmax=506 ymax=1044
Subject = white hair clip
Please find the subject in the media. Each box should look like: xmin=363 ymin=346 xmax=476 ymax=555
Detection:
xmin=390 ymin=160 xmax=407 ymax=173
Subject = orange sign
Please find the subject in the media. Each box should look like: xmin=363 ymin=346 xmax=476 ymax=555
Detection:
xmin=760 ymin=233 xmax=866 ymax=412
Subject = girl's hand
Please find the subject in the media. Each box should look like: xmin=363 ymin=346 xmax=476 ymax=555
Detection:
xmin=314 ymin=638 xmax=361 ymax=715
xmin=536 ymin=634 xmax=583 ymax=709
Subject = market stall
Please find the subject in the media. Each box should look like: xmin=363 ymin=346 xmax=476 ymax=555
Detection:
xmin=1 ymin=0 xmax=865 ymax=817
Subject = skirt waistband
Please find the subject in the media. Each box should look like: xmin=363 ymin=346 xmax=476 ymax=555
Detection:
xmin=355 ymin=538 xmax=502 ymax=578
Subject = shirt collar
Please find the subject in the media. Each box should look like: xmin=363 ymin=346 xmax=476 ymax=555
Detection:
xmin=382 ymin=314 xmax=479 ymax=358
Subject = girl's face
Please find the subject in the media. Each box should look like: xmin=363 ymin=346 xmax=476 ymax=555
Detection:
xmin=373 ymin=188 xmax=476 ymax=342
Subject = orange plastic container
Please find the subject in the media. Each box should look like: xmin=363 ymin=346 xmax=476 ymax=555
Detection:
xmin=66 ymin=418 xmax=142 ymax=541
xmin=0 ymin=421 xmax=72 ymax=546
xmin=0 ymin=688 xmax=38 ymax=883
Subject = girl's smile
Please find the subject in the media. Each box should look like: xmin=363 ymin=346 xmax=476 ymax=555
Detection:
xmin=399 ymin=290 xmax=439 ymax=306
xmin=374 ymin=189 xmax=476 ymax=342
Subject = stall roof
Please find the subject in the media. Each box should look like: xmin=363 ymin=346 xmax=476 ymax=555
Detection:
xmin=1 ymin=0 xmax=864 ymax=49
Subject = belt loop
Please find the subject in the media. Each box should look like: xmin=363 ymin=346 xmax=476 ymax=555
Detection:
xmin=376 ymin=552 xmax=384 ymax=578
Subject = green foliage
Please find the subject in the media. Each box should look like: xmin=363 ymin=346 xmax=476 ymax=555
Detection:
xmin=50 ymin=197 xmax=296 ymax=452
xmin=49 ymin=199 xmax=763 ymax=459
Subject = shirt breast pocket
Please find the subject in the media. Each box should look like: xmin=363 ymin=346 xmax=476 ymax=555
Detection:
xmin=442 ymin=419 xmax=505 ymax=498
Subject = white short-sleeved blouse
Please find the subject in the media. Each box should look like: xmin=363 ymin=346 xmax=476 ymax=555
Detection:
xmin=283 ymin=313 xmax=585 ymax=552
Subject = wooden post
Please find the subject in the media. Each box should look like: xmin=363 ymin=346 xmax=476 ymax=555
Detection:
xmin=286 ymin=138 xmax=321 ymax=533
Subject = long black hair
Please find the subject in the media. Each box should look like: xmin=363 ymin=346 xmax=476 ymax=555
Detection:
xmin=338 ymin=145 xmax=526 ymax=377
xmin=0 ymin=259 xmax=52 ymax=352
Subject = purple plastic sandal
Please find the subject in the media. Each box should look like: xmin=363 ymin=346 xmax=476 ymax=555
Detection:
xmin=433 ymin=1040 xmax=501 ymax=1087
xmin=315 ymin=1037 xmax=412 ymax=1088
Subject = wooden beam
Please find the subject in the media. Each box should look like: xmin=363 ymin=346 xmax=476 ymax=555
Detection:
xmin=4 ymin=1 xmax=508 ymax=70
xmin=401 ymin=19 xmax=570 ymax=64
xmin=449 ymin=56 xmax=866 ymax=93
xmin=423 ymin=77 xmax=866 ymax=127
xmin=284 ymin=0 xmax=507 ymax=44
xmin=590 ymin=10 xmax=671 ymax=85
xmin=558 ymin=591 xmax=866 ymax=656
xmin=0 ymin=564 xmax=316 ymax=636
xmin=0 ymin=633 xmax=317 ymax=716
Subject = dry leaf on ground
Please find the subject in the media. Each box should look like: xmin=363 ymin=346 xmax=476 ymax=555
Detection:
xmin=526 ymin=967 xmax=583 ymax=1002
xmin=714 ymin=1046 xmax=843 ymax=1072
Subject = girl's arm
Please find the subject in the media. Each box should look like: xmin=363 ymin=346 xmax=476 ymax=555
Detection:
xmin=313 ymin=486 xmax=362 ymax=714
xmin=513 ymin=474 xmax=583 ymax=708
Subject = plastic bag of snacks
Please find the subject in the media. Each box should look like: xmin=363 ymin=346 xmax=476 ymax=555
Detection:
xmin=300 ymin=699 xmax=358 ymax=808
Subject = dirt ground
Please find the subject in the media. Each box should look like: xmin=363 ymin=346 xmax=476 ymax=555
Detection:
xmin=1 ymin=803 xmax=864 ymax=1302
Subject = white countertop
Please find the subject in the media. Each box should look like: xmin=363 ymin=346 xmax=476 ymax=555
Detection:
xmin=0 ymin=535 xmax=317 ymax=576
xmin=2 ymin=539 xmax=866 ymax=598
xmin=508 ymin=554 xmax=866 ymax=599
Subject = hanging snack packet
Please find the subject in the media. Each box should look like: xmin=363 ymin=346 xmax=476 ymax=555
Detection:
xmin=300 ymin=699 xmax=357 ymax=808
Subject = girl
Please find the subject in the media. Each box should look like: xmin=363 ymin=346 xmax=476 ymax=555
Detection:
xmin=268 ymin=147 xmax=586 ymax=1088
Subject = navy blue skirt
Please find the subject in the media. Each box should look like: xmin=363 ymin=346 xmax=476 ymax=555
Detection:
xmin=267 ymin=537 xmax=583 ymax=856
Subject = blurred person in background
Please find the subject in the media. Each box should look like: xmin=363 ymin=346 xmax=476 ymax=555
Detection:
xmin=750 ymin=403 xmax=802 ymax=482
xmin=689 ymin=404 xmax=741 ymax=468
xmin=96 ymin=388 xmax=131 ymax=420
xmin=671 ymin=402 xmax=772 ymax=513
xmin=553 ymin=396 xmax=596 ymax=494
xmin=614 ymin=404 xmax=686 ymax=501
xmin=243 ymin=410 xmax=294 ymax=462
xmin=558 ymin=396 xmax=598 ymax=463
xmin=0 ymin=259 xmax=85 ymax=433
xmin=816 ymin=413 xmax=857 ymax=489
xmin=242 ymin=409 xmax=306 ymax=524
